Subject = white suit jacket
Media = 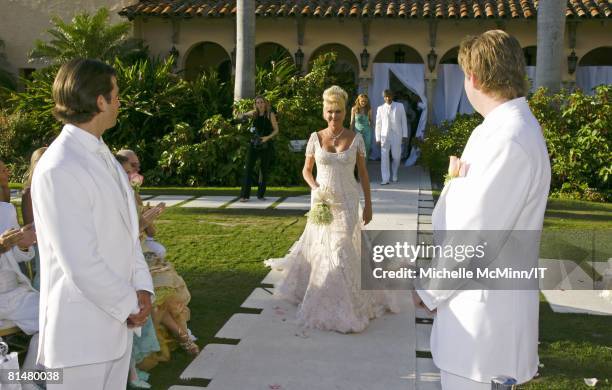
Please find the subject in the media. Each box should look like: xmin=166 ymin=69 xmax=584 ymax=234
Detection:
xmin=375 ymin=101 xmax=408 ymax=142
xmin=417 ymin=98 xmax=551 ymax=383
xmin=31 ymin=124 xmax=154 ymax=368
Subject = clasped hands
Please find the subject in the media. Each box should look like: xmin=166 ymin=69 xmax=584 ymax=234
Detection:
xmin=0 ymin=224 xmax=36 ymax=253
xmin=140 ymin=202 xmax=166 ymax=232
xmin=127 ymin=290 xmax=152 ymax=328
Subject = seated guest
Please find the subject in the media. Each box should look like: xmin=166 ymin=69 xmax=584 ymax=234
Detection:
xmin=115 ymin=152 xmax=199 ymax=367
xmin=0 ymin=199 xmax=42 ymax=379
xmin=21 ymin=147 xmax=48 ymax=290
xmin=116 ymin=149 xmax=166 ymax=258
xmin=0 ymin=160 xmax=10 ymax=203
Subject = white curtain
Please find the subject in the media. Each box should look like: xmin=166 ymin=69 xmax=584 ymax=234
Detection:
xmin=432 ymin=64 xmax=474 ymax=125
xmin=576 ymin=66 xmax=612 ymax=95
xmin=368 ymin=63 xmax=428 ymax=162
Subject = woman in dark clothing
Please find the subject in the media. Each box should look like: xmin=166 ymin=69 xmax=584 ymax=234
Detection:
xmin=237 ymin=96 xmax=279 ymax=201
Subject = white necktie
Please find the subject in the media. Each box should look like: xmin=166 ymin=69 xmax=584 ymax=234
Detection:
xmin=97 ymin=144 xmax=124 ymax=198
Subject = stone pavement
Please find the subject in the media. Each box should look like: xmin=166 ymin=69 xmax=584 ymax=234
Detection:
xmin=169 ymin=163 xmax=441 ymax=390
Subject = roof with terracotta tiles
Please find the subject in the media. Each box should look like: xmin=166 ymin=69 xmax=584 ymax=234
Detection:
xmin=119 ymin=1 xmax=612 ymax=20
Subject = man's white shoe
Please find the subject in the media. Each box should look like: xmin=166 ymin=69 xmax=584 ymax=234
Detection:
xmin=380 ymin=181 xmax=389 ymax=185
xmin=392 ymin=177 xmax=398 ymax=183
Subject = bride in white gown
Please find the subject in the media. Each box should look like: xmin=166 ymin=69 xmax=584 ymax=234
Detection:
xmin=265 ymin=86 xmax=398 ymax=333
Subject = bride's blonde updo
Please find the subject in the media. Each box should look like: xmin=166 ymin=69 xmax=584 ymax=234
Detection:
xmin=322 ymin=85 xmax=348 ymax=117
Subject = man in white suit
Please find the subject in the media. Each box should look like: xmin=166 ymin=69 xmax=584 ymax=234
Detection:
xmin=32 ymin=59 xmax=154 ymax=389
xmin=413 ymin=30 xmax=551 ymax=389
xmin=375 ymin=89 xmax=408 ymax=184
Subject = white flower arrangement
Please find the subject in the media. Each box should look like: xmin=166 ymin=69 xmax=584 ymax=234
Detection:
xmin=308 ymin=187 xmax=335 ymax=226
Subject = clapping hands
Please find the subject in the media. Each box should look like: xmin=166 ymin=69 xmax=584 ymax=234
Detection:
xmin=140 ymin=202 xmax=166 ymax=232
xmin=0 ymin=224 xmax=36 ymax=253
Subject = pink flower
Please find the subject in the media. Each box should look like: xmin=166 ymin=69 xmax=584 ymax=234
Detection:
xmin=448 ymin=156 xmax=460 ymax=177
xmin=129 ymin=172 xmax=144 ymax=187
xmin=447 ymin=156 xmax=470 ymax=179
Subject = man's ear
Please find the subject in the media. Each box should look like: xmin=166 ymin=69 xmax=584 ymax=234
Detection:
xmin=97 ymin=94 xmax=107 ymax=113
xmin=467 ymin=73 xmax=481 ymax=90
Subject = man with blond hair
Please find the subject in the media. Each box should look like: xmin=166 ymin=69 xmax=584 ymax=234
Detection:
xmin=413 ymin=30 xmax=551 ymax=389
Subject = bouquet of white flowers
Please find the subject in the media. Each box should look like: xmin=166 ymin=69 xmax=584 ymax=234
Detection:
xmin=308 ymin=186 xmax=335 ymax=226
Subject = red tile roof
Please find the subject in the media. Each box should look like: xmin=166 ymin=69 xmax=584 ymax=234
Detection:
xmin=119 ymin=1 xmax=612 ymax=20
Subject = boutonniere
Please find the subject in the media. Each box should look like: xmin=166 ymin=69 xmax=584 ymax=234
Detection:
xmin=128 ymin=172 xmax=144 ymax=192
xmin=444 ymin=156 xmax=469 ymax=184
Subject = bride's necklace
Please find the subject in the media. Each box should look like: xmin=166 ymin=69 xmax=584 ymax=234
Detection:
xmin=328 ymin=127 xmax=345 ymax=147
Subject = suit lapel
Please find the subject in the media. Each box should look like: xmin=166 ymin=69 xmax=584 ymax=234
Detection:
xmin=86 ymin=153 xmax=134 ymax=237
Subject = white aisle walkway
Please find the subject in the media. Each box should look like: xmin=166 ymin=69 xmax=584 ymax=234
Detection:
xmin=172 ymin=164 xmax=441 ymax=390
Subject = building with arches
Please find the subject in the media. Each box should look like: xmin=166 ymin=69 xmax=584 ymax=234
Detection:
xmin=117 ymin=0 xmax=611 ymax=123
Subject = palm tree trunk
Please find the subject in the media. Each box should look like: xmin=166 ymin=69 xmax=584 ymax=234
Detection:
xmin=535 ymin=1 xmax=566 ymax=94
xmin=234 ymin=0 xmax=255 ymax=100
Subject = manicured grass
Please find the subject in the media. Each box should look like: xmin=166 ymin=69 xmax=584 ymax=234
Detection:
xmin=521 ymin=294 xmax=612 ymax=389
xmin=8 ymin=189 xmax=611 ymax=388
xmin=147 ymin=208 xmax=307 ymax=389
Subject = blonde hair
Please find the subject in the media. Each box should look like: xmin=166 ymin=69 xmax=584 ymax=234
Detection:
xmin=352 ymin=93 xmax=371 ymax=114
xmin=322 ymin=85 xmax=348 ymax=117
xmin=24 ymin=147 xmax=48 ymax=189
xmin=458 ymin=29 xmax=528 ymax=100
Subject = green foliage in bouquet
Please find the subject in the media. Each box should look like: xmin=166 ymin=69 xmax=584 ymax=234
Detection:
xmin=308 ymin=202 xmax=333 ymax=225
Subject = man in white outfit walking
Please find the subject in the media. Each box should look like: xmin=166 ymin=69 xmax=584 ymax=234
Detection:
xmin=375 ymin=89 xmax=408 ymax=184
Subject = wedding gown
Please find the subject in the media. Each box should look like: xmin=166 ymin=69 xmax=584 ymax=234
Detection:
xmin=265 ymin=132 xmax=399 ymax=333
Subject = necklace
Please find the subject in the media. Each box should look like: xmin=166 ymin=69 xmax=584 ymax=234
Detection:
xmin=328 ymin=127 xmax=345 ymax=147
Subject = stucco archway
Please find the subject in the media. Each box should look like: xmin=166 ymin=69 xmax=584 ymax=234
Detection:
xmin=183 ymin=42 xmax=231 ymax=82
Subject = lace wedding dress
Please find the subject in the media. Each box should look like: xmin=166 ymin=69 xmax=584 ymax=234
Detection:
xmin=265 ymin=132 xmax=399 ymax=333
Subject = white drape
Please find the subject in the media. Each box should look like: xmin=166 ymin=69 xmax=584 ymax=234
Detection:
xmin=576 ymin=66 xmax=612 ymax=95
xmin=368 ymin=63 xmax=428 ymax=161
xmin=432 ymin=64 xmax=475 ymax=125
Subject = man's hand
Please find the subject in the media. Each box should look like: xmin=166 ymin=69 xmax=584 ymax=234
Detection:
xmin=127 ymin=290 xmax=152 ymax=328
xmin=412 ymin=290 xmax=436 ymax=315
xmin=0 ymin=228 xmax=23 ymax=253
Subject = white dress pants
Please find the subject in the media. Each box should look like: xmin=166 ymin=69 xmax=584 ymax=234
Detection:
xmin=441 ymin=370 xmax=490 ymax=390
xmin=380 ymin=133 xmax=401 ymax=183
xmin=47 ymin=335 xmax=132 ymax=390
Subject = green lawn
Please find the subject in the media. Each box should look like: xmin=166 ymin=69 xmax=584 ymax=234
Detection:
xmin=148 ymin=208 xmax=307 ymax=388
xmin=8 ymin=191 xmax=612 ymax=388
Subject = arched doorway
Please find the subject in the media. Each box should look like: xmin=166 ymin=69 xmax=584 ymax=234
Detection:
xmin=576 ymin=46 xmax=612 ymax=94
xmin=439 ymin=47 xmax=459 ymax=65
xmin=183 ymin=42 xmax=231 ymax=82
xmin=256 ymin=42 xmax=293 ymax=70
xmin=371 ymin=44 xmax=426 ymax=163
xmin=309 ymin=43 xmax=359 ymax=101
xmin=433 ymin=46 xmax=474 ymax=125
xmin=579 ymin=47 xmax=612 ymax=66
xmin=374 ymin=44 xmax=423 ymax=64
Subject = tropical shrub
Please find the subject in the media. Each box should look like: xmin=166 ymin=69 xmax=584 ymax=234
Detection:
xmin=417 ymin=113 xmax=482 ymax=186
xmin=530 ymin=86 xmax=610 ymax=201
xmin=418 ymin=86 xmax=611 ymax=201
xmin=29 ymin=7 xmax=148 ymax=65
